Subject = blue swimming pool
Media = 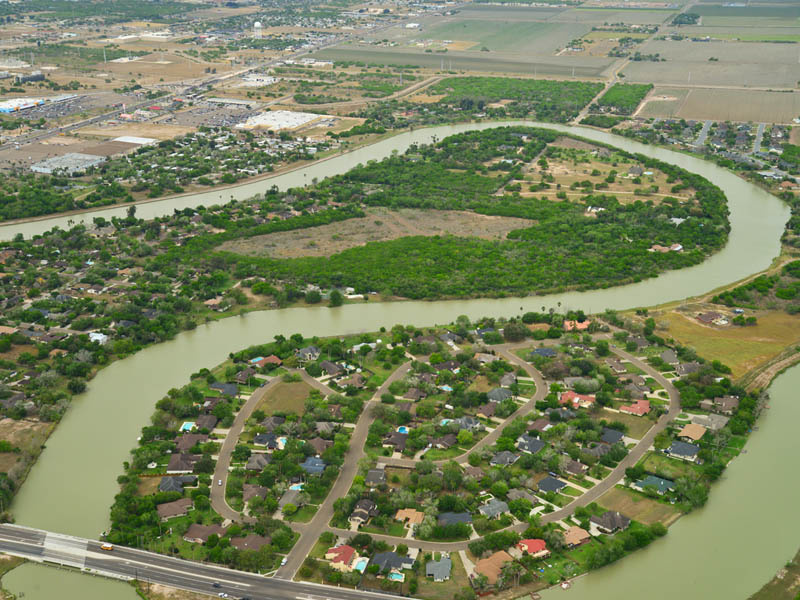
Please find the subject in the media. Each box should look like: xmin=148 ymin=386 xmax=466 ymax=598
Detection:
xmin=397 ymin=426 xmax=409 ymax=434
xmin=180 ymin=422 xmax=195 ymax=432
xmin=388 ymin=572 xmax=404 ymax=582
xmin=440 ymin=419 xmax=452 ymax=426
xmin=289 ymin=483 xmax=304 ymax=491
xmin=354 ymin=557 xmax=369 ymax=573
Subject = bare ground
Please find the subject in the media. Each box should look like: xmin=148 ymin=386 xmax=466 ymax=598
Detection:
xmin=219 ymin=207 xmax=532 ymax=259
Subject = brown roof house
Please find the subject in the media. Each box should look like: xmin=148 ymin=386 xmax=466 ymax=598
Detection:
xmin=473 ymin=550 xmax=514 ymax=585
xmin=183 ymin=524 xmax=227 ymax=544
xmin=157 ymin=498 xmax=193 ymax=521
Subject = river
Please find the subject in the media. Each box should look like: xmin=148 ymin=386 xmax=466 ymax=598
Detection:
xmin=1 ymin=122 xmax=793 ymax=599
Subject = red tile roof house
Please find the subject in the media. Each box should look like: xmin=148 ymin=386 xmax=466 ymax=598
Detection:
xmin=620 ymin=399 xmax=650 ymax=416
xmin=517 ymin=539 xmax=550 ymax=559
xmin=564 ymin=320 xmax=591 ymax=331
xmin=560 ymin=390 xmax=595 ymax=409
xmin=325 ymin=544 xmax=359 ymax=572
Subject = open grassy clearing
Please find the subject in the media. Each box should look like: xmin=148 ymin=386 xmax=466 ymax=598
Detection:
xmin=255 ymin=380 xmax=314 ymax=415
xmin=639 ymin=451 xmax=700 ymax=481
xmin=595 ymin=408 xmax=655 ymax=439
xmin=596 ymin=486 xmax=681 ymax=526
xmin=558 ymin=7 xmax=675 ymax=24
xmin=218 ymin=208 xmax=531 ymax=259
xmin=656 ymin=308 xmax=800 ymax=379
xmin=637 ymin=86 xmax=800 ymax=122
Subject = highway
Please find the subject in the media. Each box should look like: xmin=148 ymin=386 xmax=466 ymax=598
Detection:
xmin=0 ymin=523 xmax=398 ymax=600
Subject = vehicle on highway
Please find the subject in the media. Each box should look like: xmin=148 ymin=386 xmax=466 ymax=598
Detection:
xmin=100 ymin=543 xmax=113 ymax=551
xmin=212 ymin=582 xmax=221 ymax=588
xmin=218 ymin=479 xmax=222 ymax=486
xmin=281 ymin=557 xmax=287 ymax=566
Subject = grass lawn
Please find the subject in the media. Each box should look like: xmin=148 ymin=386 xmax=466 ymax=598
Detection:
xmin=286 ymin=505 xmax=318 ymax=523
xmin=416 ymin=552 xmax=468 ymax=600
xmin=596 ymin=408 xmax=655 ymax=439
xmin=596 ymin=486 xmax=681 ymax=526
xmin=361 ymin=522 xmax=410 ymax=537
xmin=660 ymin=309 xmax=800 ymax=379
xmin=386 ymin=467 xmax=413 ymax=488
xmin=639 ymin=451 xmax=701 ymax=481
xmin=255 ymin=380 xmax=314 ymax=415
xmin=309 ymin=537 xmax=331 ymax=559
xmin=424 ymin=446 xmax=467 ymax=461
xmin=562 ymin=485 xmax=583 ymax=497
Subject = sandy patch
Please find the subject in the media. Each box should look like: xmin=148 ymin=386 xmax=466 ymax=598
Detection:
xmin=76 ymin=123 xmax=195 ymax=140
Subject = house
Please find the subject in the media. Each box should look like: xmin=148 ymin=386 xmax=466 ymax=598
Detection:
xmin=437 ymin=512 xmax=472 ymax=527
xmin=396 ymin=508 xmax=425 ymax=526
xmin=175 ymin=433 xmax=208 ymax=453
xmin=234 ymin=367 xmax=256 ymax=385
xmin=490 ymin=451 xmax=519 ymax=466
xmin=620 ymin=399 xmax=650 ymax=416
xmin=690 ymin=413 xmax=729 ymax=433
xmin=697 ymin=311 xmax=723 ymax=324
xmin=183 ymin=524 xmax=227 ymax=544
xmin=537 ymin=476 xmax=566 ymax=494
xmin=242 ymin=484 xmax=268 ymax=504
xmin=628 ymin=336 xmax=650 ymax=350
xmin=158 ymin=475 xmax=197 ymax=493
xmin=230 ymin=534 xmax=270 ymax=551
xmin=564 ymin=526 xmax=591 ymax=547
xmin=701 ymin=395 xmax=739 ymax=415
xmin=678 ymin=423 xmax=707 ymax=442
xmin=487 ymin=388 xmax=513 ymax=403
xmin=624 ymin=382 xmax=651 ymax=400
xmin=261 ymin=415 xmax=285 ymax=432
xmin=666 ymin=440 xmax=700 ymax=462
xmin=627 ymin=165 xmax=644 ymax=177
xmin=404 ymin=388 xmax=427 ymax=401
xmin=339 ymin=373 xmax=366 ymax=389
xmin=565 ymin=460 xmax=588 ymax=477
xmin=605 ymin=358 xmax=627 ymax=374
xmin=320 ymin=360 xmax=344 ymax=376
xmin=564 ymin=320 xmax=591 ymax=331
xmin=195 ymin=415 xmax=218 ymax=430
xmin=507 ymin=488 xmax=537 ymax=505
xmin=562 ymin=376 xmax=596 ymax=389
xmin=479 ymin=498 xmax=509 ymax=519
xmin=660 ymin=349 xmax=679 ymax=365
xmin=326 ymin=544 xmax=359 ymax=572
xmin=676 ymin=362 xmax=701 ymax=376
xmin=350 ymin=498 xmax=379 ymax=526
xmin=88 ymin=332 xmax=109 ymax=345
xmin=300 ymin=456 xmax=326 ymax=475
xmin=464 ymin=466 xmax=485 ymax=479
xmin=528 ymin=418 xmax=552 ymax=434
xmin=308 ymin=437 xmax=333 ymax=456
xmin=278 ymin=489 xmax=303 ymax=509
xmin=253 ymin=433 xmax=280 ymax=449
xmin=500 ymin=372 xmax=517 ymax=388
xmin=453 ymin=416 xmax=484 ymax=432
xmin=426 ymin=556 xmax=452 ymax=582
xmin=315 ymin=421 xmax=338 ymax=435
xmin=530 ymin=347 xmax=557 ymax=358
xmin=517 ymin=539 xmax=549 ymax=559
xmin=474 ymin=352 xmax=499 ymax=364
xmin=473 ymin=550 xmax=514 ymax=585
xmin=590 ymin=511 xmax=631 ymax=534
xmin=600 ymin=428 xmax=625 ymax=445
xmin=210 ymin=382 xmax=237 ymax=397
xmin=253 ymin=355 xmax=282 ymax=368
xmin=246 ymin=453 xmax=271 ymax=471
xmin=560 ymin=390 xmax=595 ymax=409
xmin=635 ymin=475 xmax=675 ymax=495
xmin=517 ymin=434 xmax=545 ymax=455
xmin=432 ymin=433 xmax=458 ymax=449
xmin=297 ymin=346 xmax=321 ymax=362
xmin=476 ymin=403 xmax=496 ymax=419
xmin=202 ymin=397 xmax=221 ymax=413
xmin=365 ymin=468 xmax=386 ymax=487
xmin=370 ymin=551 xmax=414 ymax=573
xmin=548 ymin=407 xmax=576 ymax=421
xmin=166 ymin=453 xmax=200 ymax=474
xmin=157 ymin=498 xmax=193 ymax=521
xmin=383 ymin=431 xmax=408 ymax=452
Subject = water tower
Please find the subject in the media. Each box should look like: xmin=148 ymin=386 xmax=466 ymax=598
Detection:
xmin=253 ymin=21 xmax=262 ymax=39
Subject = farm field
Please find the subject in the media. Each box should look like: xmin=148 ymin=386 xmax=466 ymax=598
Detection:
xmin=596 ymin=486 xmax=681 ymax=526
xmin=636 ymin=39 xmax=800 ymax=65
xmin=556 ymin=7 xmax=676 ymax=24
xmin=313 ymin=46 xmax=613 ymax=76
xmin=218 ymin=207 xmax=532 ymax=259
xmin=621 ymin=59 xmax=798 ymax=88
xmin=638 ymin=87 xmax=800 ymax=123
xmin=657 ymin=309 xmax=800 ymax=378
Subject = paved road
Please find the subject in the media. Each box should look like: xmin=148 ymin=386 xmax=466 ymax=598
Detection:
xmin=752 ymin=123 xmax=766 ymax=154
xmin=210 ymin=379 xmax=279 ymax=523
xmin=694 ymin=120 xmax=713 ymax=147
xmin=0 ymin=524 xmax=400 ymax=600
xmin=275 ymin=363 xmax=412 ymax=579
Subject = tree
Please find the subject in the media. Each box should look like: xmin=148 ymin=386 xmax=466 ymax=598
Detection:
xmin=329 ymin=289 xmax=343 ymax=307
xmin=457 ymin=429 xmax=473 ymax=446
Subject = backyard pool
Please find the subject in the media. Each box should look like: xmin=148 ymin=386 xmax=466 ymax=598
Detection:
xmin=439 ymin=419 xmax=452 ymax=426
xmin=397 ymin=426 xmax=409 ymax=434
xmin=388 ymin=572 xmax=405 ymax=582
xmin=354 ymin=557 xmax=369 ymax=573
xmin=289 ymin=483 xmax=304 ymax=491
xmin=179 ymin=422 xmax=195 ymax=432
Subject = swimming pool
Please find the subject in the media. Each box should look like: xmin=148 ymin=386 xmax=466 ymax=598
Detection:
xmin=388 ymin=572 xmax=404 ymax=582
xmin=278 ymin=436 xmax=287 ymax=449
xmin=397 ymin=426 xmax=409 ymax=434
xmin=354 ymin=557 xmax=369 ymax=573
xmin=440 ymin=419 xmax=452 ymax=426
xmin=250 ymin=356 xmax=264 ymax=364
xmin=289 ymin=483 xmax=304 ymax=491
xmin=180 ymin=422 xmax=195 ymax=432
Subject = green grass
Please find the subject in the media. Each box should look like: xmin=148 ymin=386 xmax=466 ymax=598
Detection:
xmin=360 ymin=521 xmax=408 ymax=537
xmin=421 ymin=20 xmax=557 ymax=53
xmin=285 ymin=504 xmax=318 ymax=523
xmin=562 ymin=485 xmax=583 ymax=497
xmin=639 ymin=451 xmax=701 ymax=480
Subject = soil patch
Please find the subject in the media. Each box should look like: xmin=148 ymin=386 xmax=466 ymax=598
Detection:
xmin=596 ymin=486 xmax=681 ymax=526
xmin=219 ymin=207 xmax=531 ymax=259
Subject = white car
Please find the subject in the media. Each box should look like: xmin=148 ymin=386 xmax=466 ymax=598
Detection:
xmin=218 ymin=479 xmax=222 ymax=486
xmin=281 ymin=557 xmax=287 ymax=566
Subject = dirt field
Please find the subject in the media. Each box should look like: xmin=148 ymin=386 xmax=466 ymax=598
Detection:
xmin=219 ymin=207 xmax=532 ymax=259
xmin=656 ymin=308 xmax=800 ymax=379
xmin=76 ymin=123 xmax=195 ymax=140
xmin=141 ymin=582 xmax=210 ymax=600
xmin=595 ymin=408 xmax=654 ymax=439
xmin=0 ymin=418 xmax=50 ymax=474
xmin=255 ymin=380 xmax=314 ymax=415
xmin=791 ymin=127 xmax=800 ymax=145
xmin=637 ymin=86 xmax=800 ymax=123
xmin=137 ymin=476 xmax=163 ymax=496
xmin=596 ymin=486 xmax=681 ymax=526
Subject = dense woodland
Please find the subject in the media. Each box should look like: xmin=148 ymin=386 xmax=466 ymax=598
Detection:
xmin=157 ymin=126 xmax=730 ymax=299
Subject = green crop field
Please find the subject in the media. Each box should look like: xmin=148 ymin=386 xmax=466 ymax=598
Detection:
xmin=694 ymin=4 xmax=800 ymax=18
xmin=422 ymin=20 xmax=559 ymax=53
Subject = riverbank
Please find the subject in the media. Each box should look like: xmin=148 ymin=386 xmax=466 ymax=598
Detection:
xmin=749 ymin=546 xmax=800 ymax=600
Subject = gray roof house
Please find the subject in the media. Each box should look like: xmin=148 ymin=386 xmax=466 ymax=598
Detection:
xmin=666 ymin=440 xmax=700 ymax=461
xmin=479 ymin=498 xmax=509 ymax=519
xmin=300 ymin=456 xmax=326 ymax=475
xmin=370 ymin=551 xmax=414 ymax=573
xmin=246 ymin=453 xmax=271 ymax=471
xmin=453 ymin=416 xmax=484 ymax=432
xmin=158 ymin=475 xmax=197 ymax=493
xmin=517 ymin=434 xmax=545 ymax=455
xmin=210 ymin=382 xmax=237 ymax=397
xmin=500 ymin=372 xmax=517 ymax=388
xmin=600 ymin=428 xmax=625 ymax=445
xmin=297 ymin=346 xmax=321 ymax=362
xmin=426 ymin=557 xmax=452 ymax=582
xmin=487 ymin=388 xmax=513 ymax=403
xmin=365 ymin=468 xmax=386 ymax=487
xmin=490 ymin=451 xmax=520 ymax=466
xmin=590 ymin=511 xmax=631 ymax=534
xmin=278 ymin=489 xmax=303 ymax=509
xmin=437 ymin=512 xmax=472 ymax=526
xmin=537 ymin=476 xmax=566 ymax=494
